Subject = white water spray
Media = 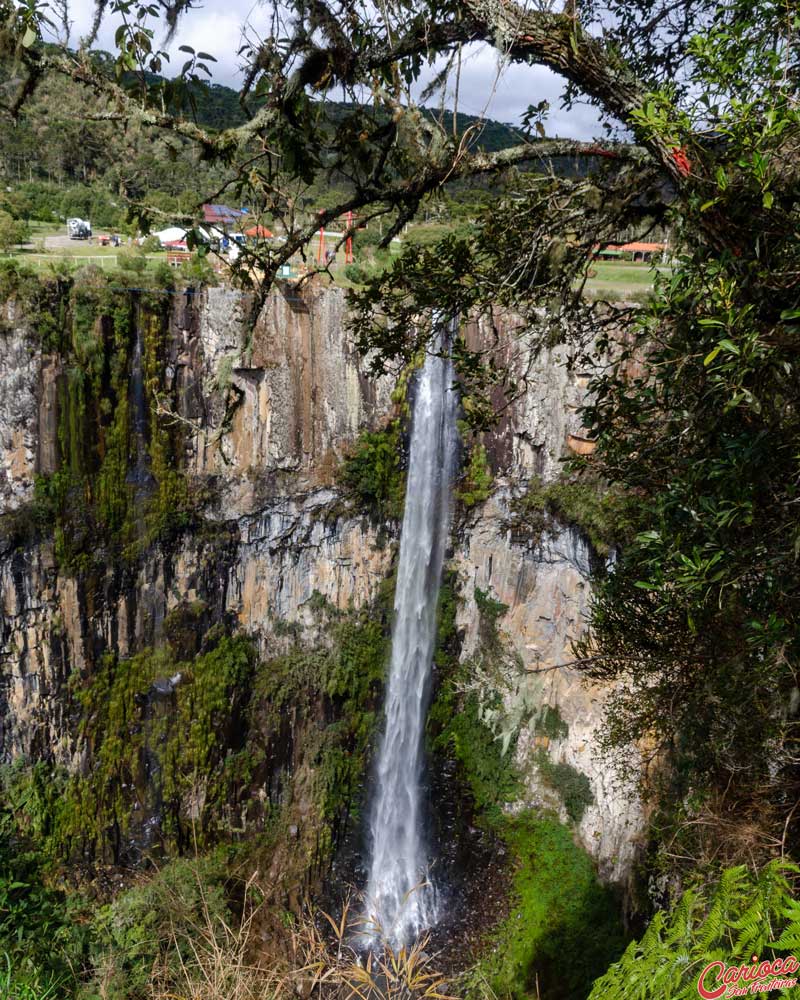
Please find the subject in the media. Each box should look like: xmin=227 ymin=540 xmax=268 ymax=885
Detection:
xmin=364 ymin=330 xmax=459 ymax=949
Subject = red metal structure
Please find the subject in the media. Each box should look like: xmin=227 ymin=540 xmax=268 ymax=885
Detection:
xmin=315 ymin=210 xmax=357 ymax=265
xmin=345 ymin=210 xmax=354 ymax=264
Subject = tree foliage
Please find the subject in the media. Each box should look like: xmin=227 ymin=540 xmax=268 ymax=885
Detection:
xmin=575 ymin=5 xmax=800 ymax=865
xmin=0 ymin=208 xmax=27 ymax=249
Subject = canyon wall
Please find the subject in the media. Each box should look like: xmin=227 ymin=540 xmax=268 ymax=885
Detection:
xmin=0 ymin=278 xmax=642 ymax=882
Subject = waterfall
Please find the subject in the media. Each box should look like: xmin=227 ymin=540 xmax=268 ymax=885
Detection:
xmin=364 ymin=329 xmax=459 ymax=949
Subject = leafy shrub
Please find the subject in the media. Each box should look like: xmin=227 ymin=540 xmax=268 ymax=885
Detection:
xmin=179 ymin=253 xmax=219 ymax=286
xmin=339 ymin=421 xmax=404 ymax=520
xmin=0 ymin=210 xmax=29 ymax=251
xmin=88 ymin=853 xmax=234 ymax=1000
xmin=0 ymin=770 xmax=92 ymax=991
xmin=344 ymin=262 xmax=369 ymax=283
xmin=116 ymin=249 xmax=148 ymax=274
xmin=139 ymin=235 xmax=162 ymax=254
xmin=151 ymin=261 xmax=176 ymax=289
xmin=46 ymin=257 xmax=76 ymax=281
xmin=0 ymin=258 xmax=39 ymax=306
xmin=533 ymin=704 xmax=569 ymax=741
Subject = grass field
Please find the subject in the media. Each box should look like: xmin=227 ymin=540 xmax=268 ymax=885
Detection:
xmin=4 ymin=252 xmax=164 ymax=273
xmin=582 ymin=259 xmax=667 ymax=301
xmin=2 ymin=238 xmax=667 ymax=301
xmin=27 ymin=220 xmax=62 ymax=235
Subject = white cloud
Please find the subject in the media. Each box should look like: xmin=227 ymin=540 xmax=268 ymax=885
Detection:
xmin=59 ymin=0 xmax=254 ymax=81
xmin=419 ymin=43 xmax=605 ymax=139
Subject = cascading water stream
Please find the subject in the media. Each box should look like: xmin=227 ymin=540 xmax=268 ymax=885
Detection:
xmin=364 ymin=328 xmax=459 ymax=949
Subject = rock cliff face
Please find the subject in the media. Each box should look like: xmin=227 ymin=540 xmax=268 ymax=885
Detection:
xmin=0 ymin=298 xmax=39 ymax=512
xmin=0 ymin=279 xmax=642 ymax=882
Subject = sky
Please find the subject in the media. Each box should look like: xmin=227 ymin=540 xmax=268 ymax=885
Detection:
xmin=59 ymin=0 xmax=604 ymax=139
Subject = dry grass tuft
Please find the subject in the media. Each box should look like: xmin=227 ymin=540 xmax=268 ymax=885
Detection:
xmin=147 ymin=873 xmax=455 ymax=1000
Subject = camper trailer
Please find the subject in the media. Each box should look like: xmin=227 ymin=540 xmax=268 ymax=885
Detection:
xmin=67 ymin=218 xmax=92 ymax=240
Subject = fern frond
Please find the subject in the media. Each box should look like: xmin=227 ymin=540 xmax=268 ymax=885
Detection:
xmin=587 ymin=860 xmax=800 ymax=1000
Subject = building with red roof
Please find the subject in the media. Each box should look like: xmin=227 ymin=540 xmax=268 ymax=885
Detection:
xmin=202 ymin=204 xmax=248 ymax=227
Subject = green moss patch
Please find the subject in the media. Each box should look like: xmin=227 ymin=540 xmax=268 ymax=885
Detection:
xmin=0 ymin=269 xmax=198 ymax=570
xmin=510 ymin=473 xmax=639 ymax=557
xmin=468 ymin=816 xmax=626 ymax=1000
xmin=249 ymin=598 xmax=389 ymax=851
xmin=458 ymin=441 xmax=493 ymax=509
xmin=57 ymin=634 xmax=256 ymax=857
xmin=3 ymin=587 xmax=391 ymax=874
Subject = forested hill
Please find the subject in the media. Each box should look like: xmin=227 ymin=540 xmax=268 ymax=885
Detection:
xmin=7 ymin=43 xmax=525 ymax=151
xmin=0 ymin=48 xmax=527 ymax=227
xmin=191 ymin=84 xmax=526 ymax=152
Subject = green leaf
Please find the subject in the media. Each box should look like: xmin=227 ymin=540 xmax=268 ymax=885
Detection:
xmin=703 ymin=346 xmax=721 ymax=366
xmin=763 ymin=190 xmax=774 ymax=209
xmin=22 ymin=26 xmax=37 ymax=47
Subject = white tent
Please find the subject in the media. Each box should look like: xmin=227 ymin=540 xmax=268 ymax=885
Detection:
xmin=151 ymin=226 xmax=189 ymax=245
xmin=144 ymin=225 xmax=243 ymax=248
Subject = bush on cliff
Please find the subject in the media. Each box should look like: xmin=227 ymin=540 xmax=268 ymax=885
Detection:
xmin=339 ymin=421 xmax=404 ymax=521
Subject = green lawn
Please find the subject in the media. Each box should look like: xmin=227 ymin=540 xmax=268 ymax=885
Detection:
xmin=27 ymin=220 xmax=62 ymax=237
xmin=39 ymin=243 xmax=125 ymax=257
xmin=583 ymin=259 xmax=668 ymax=301
xmin=2 ymin=251 xmax=165 ymax=274
xmin=588 ymin=261 xmax=659 ymax=285
xmin=2 ymin=242 xmax=668 ymax=299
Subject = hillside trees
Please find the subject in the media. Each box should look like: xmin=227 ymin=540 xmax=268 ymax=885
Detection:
xmin=0 ymin=207 xmax=27 ymax=249
xmin=3 ymin=0 xmax=800 ymax=874
xmin=3 ymin=0 xmax=665 ymax=288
